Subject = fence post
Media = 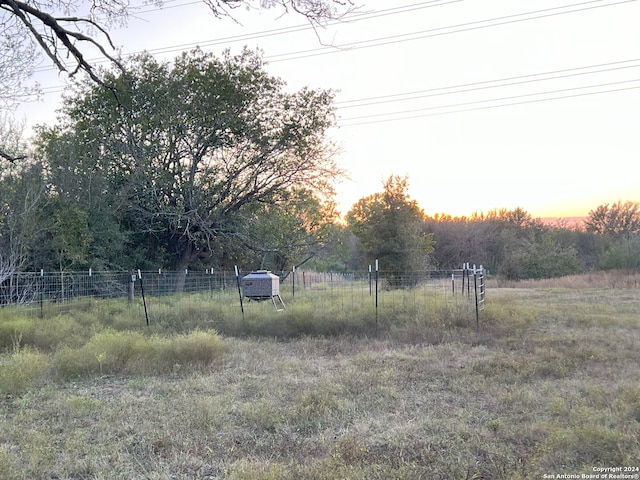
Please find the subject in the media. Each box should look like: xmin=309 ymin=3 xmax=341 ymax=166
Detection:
xmin=234 ymin=266 xmax=244 ymax=317
xmin=137 ymin=270 xmax=149 ymax=326
xmin=292 ymin=265 xmax=296 ymax=297
xmin=88 ymin=268 xmax=92 ymax=302
xmin=128 ymin=272 xmax=135 ymax=304
xmin=40 ymin=269 xmax=44 ymax=318
xmin=375 ymin=259 xmax=379 ymax=326
xmin=473 ymin=264 xmax=479 ymax=329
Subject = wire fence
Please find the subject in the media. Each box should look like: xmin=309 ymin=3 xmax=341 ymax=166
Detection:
xmin=1 ymin=265 xmax=486 ymax=324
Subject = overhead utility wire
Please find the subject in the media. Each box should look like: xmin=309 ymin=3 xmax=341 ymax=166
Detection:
xmin=336 ymin=79 xmax=640 ymax=126
xmin=32 ymin=0 xmax=457 ymax=75
xmin=145 ymin=0 xmax=461 ymax=56
xmin=40 ymin=57 xmax=640 ymax=97
xmin=336 ymin=84 xmax=640 ymax=126
xmin=267 ymin=0 xmax=637 ymax=62
xmin=34 ymin=0 xmax=637 ymax=96
xmin=335 ymin=58 xmax=640 ymax=109
xmin=40 ymin=56 xmax=640 ymax=99
xmin=132 ymin=0 xmax=453 ymax=21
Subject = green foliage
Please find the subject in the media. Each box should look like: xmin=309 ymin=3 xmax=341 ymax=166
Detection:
xmin=0 ymin=312 xmax=94 ymax=353
xmin=0 ymin=316 xmax=32 ymax=352
xmin=48 ymin=198 xmax=91 ymax=271
xmin=303 ymin=222 xmax=355 ymax=272
xmin=164 ymin=330 xmax=228 ymax=368
xmin=347 ymin=175 xmax=434 ymax=279
xmin=37 ymin=47 xmax=340 ymax=277
xmin=500 ymin=229 xmax=582 ymax=280
xmin=426 ymin=207 xmax=546 ymax=272
xmin=30 ymin=315 xmax=92 ymax=351
xmin=0 ymin=159 xmax=46 ymax=272
xmin=600 ymin=235 xmax=640 ymax=270
xmin=235 ymin=189 xmax=340 ymax=272
xmin=426 ymin=207 xmax=589 ymax=279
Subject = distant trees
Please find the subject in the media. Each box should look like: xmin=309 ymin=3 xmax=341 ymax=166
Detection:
xmin=346 ymin=175 xmax=434 ymax=280
xmin=585 ymin=201 xmax=640 ymax=238
xmin=425 ymin=208 xmax=582 ymax=280
xmin=585 ymin=201 xmax=640 ymax=271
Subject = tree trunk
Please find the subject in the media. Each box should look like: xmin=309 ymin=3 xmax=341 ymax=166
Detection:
xmin=174 ymin=243 xmax=193 ymax=293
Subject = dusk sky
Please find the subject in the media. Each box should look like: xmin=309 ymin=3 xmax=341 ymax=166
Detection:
xmin=17 ymin=0 xmax=640 ymax=219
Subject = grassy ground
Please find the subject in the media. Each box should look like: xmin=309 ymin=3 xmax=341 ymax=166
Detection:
xmin=0 ymin=272 xmax=639 ymax=479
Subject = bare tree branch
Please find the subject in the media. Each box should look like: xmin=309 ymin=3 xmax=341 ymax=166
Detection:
xmin=0 ymin=151 xmax=27 ymax=163
xmin=1 ymin=0 xmax=126 ymax=87
xmin=0 ymin=114 xmax=29 ymax=164
xmin=0 ymin=0 xmax=356 ymax=92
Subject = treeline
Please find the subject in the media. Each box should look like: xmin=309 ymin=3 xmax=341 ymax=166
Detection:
xmin=313 ymin=176 xmax=640 ymax=280
xmin=1 ymin=157 xmax=639 ymax=282
xmin=1 ymin=49 xmax=638 ymax=283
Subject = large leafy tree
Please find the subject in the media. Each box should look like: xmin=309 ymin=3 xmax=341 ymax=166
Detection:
xmin=0 ymin=14 xmax=39 ymax=113
xmin=41 ymin=48 xmax=340 ymax=289
xmin=346 ymin=175 xmax=434 ymax=281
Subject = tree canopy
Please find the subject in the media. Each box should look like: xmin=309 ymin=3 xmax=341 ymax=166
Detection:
xmin=346 ymin=175 xmax=434 ymax=279
xmin=36 ymin=47 xmax=340 ymax=286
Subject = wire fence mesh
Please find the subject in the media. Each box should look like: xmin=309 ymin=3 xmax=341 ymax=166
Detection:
xmin=1 ymin=267 xmax=486 ymax=324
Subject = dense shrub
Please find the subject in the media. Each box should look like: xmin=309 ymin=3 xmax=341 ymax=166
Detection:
xmin=53 ymin=329 xmax=226 ymax=379
xmin=600 ymin=236 xmax=640 ymax=270
xmin=0 ymin=348 xmax=50 ymax=395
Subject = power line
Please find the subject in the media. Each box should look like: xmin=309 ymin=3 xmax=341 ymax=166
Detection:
xmin=267 ymin=0 xmax=637 ymax=62
xmin=32 ymin=0 xmax=458 ymax=75
xmin=336 ymin=79 xmax=640 ymax=127
xmin=335 ymin=58 xmax=640 ymax=109
xmin=28 ymin=0 xmax=640 ymax=116
xmin=34 ymin=0 xmax=632 ymax=78
xmin=135 ymin=0 xmax=456 ymax=22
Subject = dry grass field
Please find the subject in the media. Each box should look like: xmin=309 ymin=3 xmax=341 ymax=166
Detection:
xmin=1 ymin=271 xmax=639 ymax=479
